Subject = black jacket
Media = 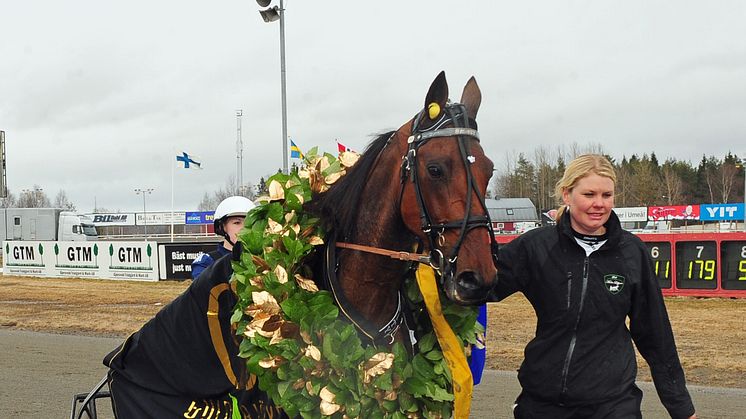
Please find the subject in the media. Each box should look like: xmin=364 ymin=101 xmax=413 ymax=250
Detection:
xmin=491 ymin=212 xmax=695 ymax=418
xmin=105 ymin=253 xmax=286 ymax=419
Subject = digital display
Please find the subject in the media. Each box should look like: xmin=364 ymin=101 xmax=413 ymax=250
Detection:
xmin=645 ymin=242 xmax=672 ymax=288
xmin=721 ymin=241 xmax=746 ymax=290
xmin=675 ymin=241 xmax=717 ymax=289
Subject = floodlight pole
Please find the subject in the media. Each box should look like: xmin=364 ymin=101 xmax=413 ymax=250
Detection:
xmin=278 ymin=0 xmax=288 ymax=174
xmin=134 ymin=188 xmax=154 ymax=238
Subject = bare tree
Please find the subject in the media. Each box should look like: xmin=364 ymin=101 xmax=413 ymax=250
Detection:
xmin=716 ymin=154 xmax=740 ymax=203
xmin=53 ymin=190 xmax=76 ymax=210
xmin=198 ymin=174 xmax=256 ymax=211
xmin=17 ymin=185 xmax=51 ymax=208
xmin=0 ymin=191 xmax=16 ymax=208
xmin=660 ymin=162 xmax=684 ymax=205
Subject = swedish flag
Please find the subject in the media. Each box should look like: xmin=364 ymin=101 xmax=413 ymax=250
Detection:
xmin=290 ymin=139 xmax=304 ymax=159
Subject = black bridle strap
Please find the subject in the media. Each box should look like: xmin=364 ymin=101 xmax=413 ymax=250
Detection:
xmin=400 ymin=103 xmax=500 ymax=275
xmin=324 ymin=240 xmax=405 ymax=345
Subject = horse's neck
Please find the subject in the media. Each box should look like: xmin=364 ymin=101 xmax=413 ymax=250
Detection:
xmin=336 ymin=161 xmax=414 ymax=331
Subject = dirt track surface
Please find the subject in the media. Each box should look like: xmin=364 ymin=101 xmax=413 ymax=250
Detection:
xmin=2 ymin=330 xmax=745 ymax=418
xmin=2 ymin=275 xmax=745 ymax=417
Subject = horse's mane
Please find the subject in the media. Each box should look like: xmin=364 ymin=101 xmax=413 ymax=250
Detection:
xmin=307 ymin=131 xmax=396 ymax=240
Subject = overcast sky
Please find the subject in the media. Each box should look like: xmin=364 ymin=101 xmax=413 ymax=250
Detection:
xmin=2 ymin=1 xmax=744 ymax=213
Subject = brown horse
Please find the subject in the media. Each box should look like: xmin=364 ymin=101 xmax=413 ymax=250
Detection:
xmin=309 ymin=70 xmax=498 ymax=344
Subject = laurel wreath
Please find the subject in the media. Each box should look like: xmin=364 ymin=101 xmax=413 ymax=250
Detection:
xmin=230 ymin=148 xmax=482 ymax=418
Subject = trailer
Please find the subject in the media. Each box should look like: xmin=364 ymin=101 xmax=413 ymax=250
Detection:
xmin=0 ymin=208 xmax=98 ymax=244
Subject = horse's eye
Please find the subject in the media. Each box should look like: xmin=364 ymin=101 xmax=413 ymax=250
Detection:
xmin=427 ymin=164 xmax=444 ymax=179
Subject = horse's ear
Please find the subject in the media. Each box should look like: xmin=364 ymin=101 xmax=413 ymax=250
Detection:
xmin=460 ymin=76 xmax=482 ymax=119
xmin=424 ymin=71 xmax=449 ymax=120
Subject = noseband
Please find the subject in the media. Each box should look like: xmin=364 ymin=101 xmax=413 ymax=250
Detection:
xmin=400 ymin=103 xmax=499 ymax=279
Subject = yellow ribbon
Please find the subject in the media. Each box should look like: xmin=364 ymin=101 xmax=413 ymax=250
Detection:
xmin=415 ymin=264 xmax=473 ymax=419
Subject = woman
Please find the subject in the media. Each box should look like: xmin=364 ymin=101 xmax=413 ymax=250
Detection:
xmin=491 ymin=154 xmax=696 ymax=419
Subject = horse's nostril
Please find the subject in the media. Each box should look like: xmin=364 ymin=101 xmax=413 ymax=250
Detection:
xmin=455 ymin=271 xmax=482 ymax=291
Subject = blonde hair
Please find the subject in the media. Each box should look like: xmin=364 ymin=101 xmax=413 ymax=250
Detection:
xmin=554 ymin=154 xmax=617 ymax=221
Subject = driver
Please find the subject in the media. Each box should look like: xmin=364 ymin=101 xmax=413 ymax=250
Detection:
xmin=192 ymin=196 xmax=254 ymax=280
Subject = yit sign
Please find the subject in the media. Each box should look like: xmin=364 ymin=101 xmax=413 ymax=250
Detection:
xmin=699 ymin=203 xmax=745 ymax=221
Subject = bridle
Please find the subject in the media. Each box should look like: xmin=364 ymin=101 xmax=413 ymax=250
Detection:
xmin=326 ymin=101 xmax=499 ymax=345
xmin=399 ymin=102 xmax=499 ymax=279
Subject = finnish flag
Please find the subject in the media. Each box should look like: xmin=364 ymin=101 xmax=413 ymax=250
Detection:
xmin=176 ymin=151 xmax=202 ymax=169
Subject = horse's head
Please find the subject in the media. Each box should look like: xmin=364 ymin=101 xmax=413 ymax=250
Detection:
xmin=396 ymin=71 xmax=498 ymax=305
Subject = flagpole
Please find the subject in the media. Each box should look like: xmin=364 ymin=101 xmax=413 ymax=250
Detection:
xmin=170 ymin=153 xmax=175 ymax=242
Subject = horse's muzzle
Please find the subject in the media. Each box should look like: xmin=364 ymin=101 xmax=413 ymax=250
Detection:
xmin=443 ymin=270 xmax=491 ymax=306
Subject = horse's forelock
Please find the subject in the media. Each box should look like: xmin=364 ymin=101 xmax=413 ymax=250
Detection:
xmin=307 ymin=131 xmax=396 ymax=239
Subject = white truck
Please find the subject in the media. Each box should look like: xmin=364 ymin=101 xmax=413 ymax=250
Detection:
xmin=0 ymin=208 xmax=98 ymax=244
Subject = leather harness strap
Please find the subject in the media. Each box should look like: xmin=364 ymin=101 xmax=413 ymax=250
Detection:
xmin=336 ymin=242 xmax=431 ymax=264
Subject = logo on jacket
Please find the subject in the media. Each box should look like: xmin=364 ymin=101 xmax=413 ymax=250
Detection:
xmin=604 ymin=274 xmax=625 ymax=294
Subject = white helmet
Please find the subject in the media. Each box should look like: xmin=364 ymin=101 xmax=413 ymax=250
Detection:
xmin=214 ymin=196 xmax=255 ymax=242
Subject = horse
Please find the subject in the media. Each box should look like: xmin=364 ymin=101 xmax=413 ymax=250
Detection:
xmin=71 ymin=71 xmax=498 ymax=419
xmin=307 ymin=70 xmax=498 ymax=344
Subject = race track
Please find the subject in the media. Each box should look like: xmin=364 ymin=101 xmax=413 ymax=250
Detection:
xmin=1 ymin=329 xmax=743 ymax=418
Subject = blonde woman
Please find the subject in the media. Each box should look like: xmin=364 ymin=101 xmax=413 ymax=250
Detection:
xmin=490 ymin=154 xmax=696 ymax=419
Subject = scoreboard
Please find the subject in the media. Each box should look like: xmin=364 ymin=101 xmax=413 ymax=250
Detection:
xmin=637 ymin=233 xmax=746 ymax=297
xmin=495 ymin=232 xmax=746 ymax=298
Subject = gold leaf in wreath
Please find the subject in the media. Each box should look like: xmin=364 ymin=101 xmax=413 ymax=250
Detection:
xmin=339 ymin=151 xmax=360 ymax=168
xmin=274 ymin=265 xmax=289 ymax=284
xmin=266 ymin=219 xmax=283 ymax=235
xmin=319 ymin=387 xmax=341 ymax=415
xmin=303 ymin=344 xmax=322 ymax=361
xmin=250 ymin=291 xmax=281 ymax=314
xmin=268 ymin=180 xmax=285 ymax=201
xmin=324 ymin=171 xmax=343 ymax=185
xmin=362 ymin=352 xmax=395 ymax=384
xmin=243 ymin=312 xmax=271 ymax=337
xmin=315 ymin=156 xmax=331 ymax=174
xmin=249 ymin=275 xmax=264 ymax=288
xmin=258 ymin=355 xmax=283 ymax=369
xmin=295 ymin=274 xmax=319 ymax=292
xmin=308 ymin=236 xmax=324 ymax=246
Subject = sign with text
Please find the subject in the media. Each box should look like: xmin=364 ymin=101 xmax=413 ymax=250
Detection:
xmin=699 ymin=203 xmax=745 ymax=221
xmin=135 ymin=212 xmax=186 ymax=226
xmin=648 ymin=205 xmax=700 ymax=221
xmin=157 ymin=242 xmax=218 ymax=280
xmin=185 ymin=211 xmax=216 ymax=225
xmin=613 ymin=207 xmax=648 ymax=222
xmin=86 ymin=213 xmax=136 ymax=226
xmin=3 ymin=241 xmax=159 ymax=281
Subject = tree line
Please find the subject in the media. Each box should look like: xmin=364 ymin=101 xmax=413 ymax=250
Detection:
xmin=0 ymin=185 xmax=76 ymax=210
xmin=492 ymin=144 xmax=745 ymax=210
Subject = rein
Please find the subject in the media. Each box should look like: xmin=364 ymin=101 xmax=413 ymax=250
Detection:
xmin=336 ymin=241 xmax=431 ymax=264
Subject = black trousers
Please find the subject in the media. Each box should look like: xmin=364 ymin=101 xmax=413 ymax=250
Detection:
xmin=513 ymin=385 xmax=643 ymax=419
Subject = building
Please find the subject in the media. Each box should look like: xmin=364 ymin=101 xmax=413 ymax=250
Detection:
xmin=485 ymin=198 xmax=539 ymax=234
